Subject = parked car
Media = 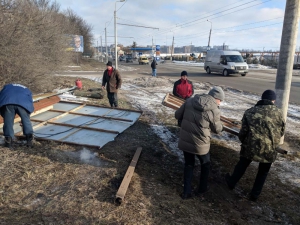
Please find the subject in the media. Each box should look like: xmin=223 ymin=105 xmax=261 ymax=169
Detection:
xmin=119 ymin=56 xmax=126 ymax=61
xmin=138 ymin=57 xmax=149 ymax=65
xmin=126 ymin=57 xmax=133 ymax=63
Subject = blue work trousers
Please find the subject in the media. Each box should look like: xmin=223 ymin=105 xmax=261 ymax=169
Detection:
xmin=0 ymin=104 xmax=33 ymax=138
xmin=152 ymin=69 xmax=157 ymax=77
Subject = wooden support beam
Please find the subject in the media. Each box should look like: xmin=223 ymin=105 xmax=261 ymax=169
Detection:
xmin=59 ymin=100 xmax=143 ymax=114
xmin=49 ymin=109 xmax=133 ymax=122
xmin=115 ymin=147 xmax=142 ymax=204
xmin=30 ymin=119 xmax=119 ymax=134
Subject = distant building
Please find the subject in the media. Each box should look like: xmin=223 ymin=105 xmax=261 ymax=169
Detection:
xmin=212 ymin=45 xmax=229 ymax=50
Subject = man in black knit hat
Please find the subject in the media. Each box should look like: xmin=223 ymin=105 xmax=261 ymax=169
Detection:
xmin=225 ymin=89 xmax=285 ymax=201
xmin=102 ymin=61 xmax=122 ymax=107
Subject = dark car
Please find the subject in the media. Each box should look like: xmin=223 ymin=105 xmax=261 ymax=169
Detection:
xmin=119 ymin=56 xmax=126 ymax=61
xmin=126 ymin=57 xmax=133 ymax=63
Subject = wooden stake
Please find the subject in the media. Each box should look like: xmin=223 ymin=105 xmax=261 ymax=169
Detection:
xmin=115 ymin=147 xmax=142 ymax=204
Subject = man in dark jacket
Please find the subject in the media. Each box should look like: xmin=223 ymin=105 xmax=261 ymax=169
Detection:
xmin=0 ymin=84 xmax=34 ymax=148
xmin=225 ymin=90 xmax=285 ymax=201
xmin=151 ymin=59 xmax=157 ymax=77
xmin=175 ymin=86 xmax=225 ymax=199
xmin=173 ymin=71 xmax=194 ymax=100
xmin=102 ymin=61 xmax=122 ymax=107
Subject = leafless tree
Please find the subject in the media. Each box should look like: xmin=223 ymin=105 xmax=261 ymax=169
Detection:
xmin=0 ymin=0 xmax=94 ymax=92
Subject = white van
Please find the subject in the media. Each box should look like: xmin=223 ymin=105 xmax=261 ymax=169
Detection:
xmin=204 ymin=50 xmax=248 ymax=76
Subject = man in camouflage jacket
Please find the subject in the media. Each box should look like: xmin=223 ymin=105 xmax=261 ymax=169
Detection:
xmin=225 ymin=90 xmax=285 ymax=201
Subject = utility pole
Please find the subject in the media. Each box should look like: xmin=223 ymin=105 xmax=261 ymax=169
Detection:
xmin=100 ymin=36 xmax=103 ymax=62
xmin=152 ymin=36 xmax=154 ymax=58
xmin=114 ymin=8 xmax=118 ymax=69
xmin=97 ymin=40 xmax=99 ymax=60
xmin=275 ymin=0 xmax=300 ymax=143
xmin=171 ymin=36 xmax=174 ymax=61
xmin=105 ymin=27 xmax=108 ymax=63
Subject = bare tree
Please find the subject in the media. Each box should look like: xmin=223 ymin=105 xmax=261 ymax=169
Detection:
xmin=0 ymin=0 xmax=94 ymax=92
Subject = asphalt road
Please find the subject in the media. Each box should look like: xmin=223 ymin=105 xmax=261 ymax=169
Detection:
xmin=124 ymin=61 xmax=300 ymax=104
xmin=59 ymin=61 xmax=300 ymax=104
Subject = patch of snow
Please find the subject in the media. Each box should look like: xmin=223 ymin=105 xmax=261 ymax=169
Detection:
xmin=248 ymin=64 xmax=273 ymax=69
xmin=172 ymin=61 xmax=204 ymax=67
xmin=59 ymin=66 xmax=300 ymax=188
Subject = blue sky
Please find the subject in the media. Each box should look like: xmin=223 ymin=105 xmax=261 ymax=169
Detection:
xmin=52 ymin=0 xmax=299 ymax=51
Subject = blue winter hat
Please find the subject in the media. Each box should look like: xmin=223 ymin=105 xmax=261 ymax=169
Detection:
xmin=262 ymin=90 xmax=276 ymax=101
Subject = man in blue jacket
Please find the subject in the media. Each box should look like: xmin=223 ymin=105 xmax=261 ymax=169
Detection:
xmin=0 ymin=84 xmax=34 ymax=148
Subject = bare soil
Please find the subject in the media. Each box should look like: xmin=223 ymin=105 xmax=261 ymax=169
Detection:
xmin=0 ymin=67 xmax=299 ymax=224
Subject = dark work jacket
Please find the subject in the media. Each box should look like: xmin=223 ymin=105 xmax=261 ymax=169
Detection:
xmin=151 ymin=60 xmax=157 ymax=69
xmin=173 ymin=79 xmax=194 ymax=99
xmin=239 ymin=100 xmax=285 ymax=163
xmin=175 ymin=94 xmax=223 ymax=155
xmin=0 ymin=84 xmax=34 ymax=113
xmin=102 ymin=68 xmax=122 ymax=93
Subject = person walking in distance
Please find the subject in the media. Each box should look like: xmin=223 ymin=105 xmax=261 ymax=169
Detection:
xmin=102 ymin=61 xmax=122 ymax=107
xmin=0 ymin=84 xmax=34 ymax=148
xmin=225 ymin=90 xmax=285 ymax=201
xmin=151 ymin=58 xmax=157 ymax=77
xmin=175 ymin=87 xmax=225 ymax=199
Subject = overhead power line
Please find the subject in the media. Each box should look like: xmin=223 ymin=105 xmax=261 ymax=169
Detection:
xmin=135 ymin=0 xmax=272 ymax=40
xmin=174 ymin=17 xmax=283 ymax=40
xmin=117 ymin=23 xmax=159 ymax=30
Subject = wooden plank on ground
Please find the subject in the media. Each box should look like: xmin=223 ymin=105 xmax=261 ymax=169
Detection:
xmin=115 ymin=147 xmax=142 ymax=204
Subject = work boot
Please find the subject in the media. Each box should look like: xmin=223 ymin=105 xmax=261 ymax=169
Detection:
xmin=26 ymin=134 xmax=33 ymax=148
xmin=225 ymin=173 xmax=235 ymax=190
xmin=181 ymin=165 xmax=194 ymax=200
xmin=4 ymin=136 xmax=13 ymax=149
xmin=197 ymin=163 xmax=210 ymax=194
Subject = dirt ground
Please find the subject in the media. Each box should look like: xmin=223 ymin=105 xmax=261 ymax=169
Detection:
xmin=0 ymin=68 xmax=300 ymax=224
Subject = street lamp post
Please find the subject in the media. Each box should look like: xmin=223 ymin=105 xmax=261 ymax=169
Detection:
xmin=105 ymin=21 xmax=109 ymax=63
xmin=207 ymin=20 xmax=212 ymax=51
xmin=114 ymin=0 xmax=125 ymax=70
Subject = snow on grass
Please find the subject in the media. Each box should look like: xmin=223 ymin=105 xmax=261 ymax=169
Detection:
xmin=58 ymin=65 xmax=300 ymax=188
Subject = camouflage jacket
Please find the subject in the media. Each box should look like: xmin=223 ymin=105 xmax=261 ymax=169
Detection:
xmin=239 ymin=99 xmax=285 ymax=163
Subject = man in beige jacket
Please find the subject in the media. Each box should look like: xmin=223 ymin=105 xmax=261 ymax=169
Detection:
xmin=175 ymin=86 xmax=224 ymax=199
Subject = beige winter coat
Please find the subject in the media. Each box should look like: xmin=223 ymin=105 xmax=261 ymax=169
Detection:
xmin=175 ymin=94 xmax=223 ymax=155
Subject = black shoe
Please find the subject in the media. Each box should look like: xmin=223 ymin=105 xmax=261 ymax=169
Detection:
xmin=180 ymin=193 xmax=193 ymax=200
xmin=196 ymin=186 xmax=210 ymax=195
xmin=248 ymin=194 xmax=258 ymax=202
xmin=225 ymin=173 xmax=235 ymax=190
xmin=4 ymin=137 xmax=13 ymax=149
xmin=26 ymin=134 xmax=33 ymax=148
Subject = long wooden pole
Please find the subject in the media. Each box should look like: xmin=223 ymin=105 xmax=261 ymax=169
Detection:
xmin=115 ymin=147 xmax=142 ymax=204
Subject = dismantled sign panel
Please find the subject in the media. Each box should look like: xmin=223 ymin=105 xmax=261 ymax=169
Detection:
xmin=1 ymin=101 xmax=142 ymax=148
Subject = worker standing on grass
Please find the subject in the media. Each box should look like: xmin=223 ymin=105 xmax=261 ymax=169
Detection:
xmin=225 ymin=90 xmax=285 ymax=201
xmin=173 ymin=71 xmax=194 ymax=126
xmin=175 ymin=86 xmax=224 ymax=199
xmin=0 ymin=84 xmax=34 ymax=148
xmin=173 ymin=71 xmax=194 ymax=99
xmin=102 ymin=61 xmax=122 ymax=107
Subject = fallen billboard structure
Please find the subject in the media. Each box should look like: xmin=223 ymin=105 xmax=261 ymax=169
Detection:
xmin=0 ymin=100 xmax=142 ymax=148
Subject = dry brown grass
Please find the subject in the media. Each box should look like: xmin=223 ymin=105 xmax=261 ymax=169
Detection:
xmin=0 ymin=75 xmax=299 ymax=225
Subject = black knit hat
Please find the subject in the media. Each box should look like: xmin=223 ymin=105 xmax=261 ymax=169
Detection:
xmin=181 ymin=71 xmax=188 ymax=76
xmin=262 ymin=90 xmax=276 ymax=101
xmin=106 ymin=61 xmax=113 ymax=67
